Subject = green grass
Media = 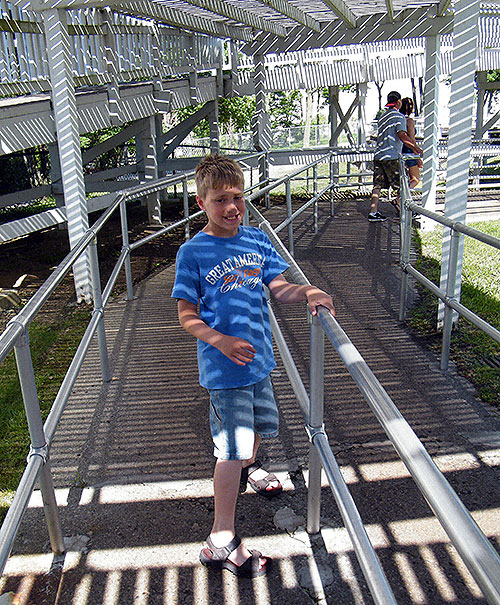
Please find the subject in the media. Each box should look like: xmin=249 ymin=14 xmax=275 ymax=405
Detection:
xmin=409 ymin=221 xmax=500 ymax=406
xmin=0 ymin=305 xmax=91 ymax=521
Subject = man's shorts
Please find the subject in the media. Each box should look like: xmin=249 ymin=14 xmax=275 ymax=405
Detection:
xmin=207 ymin=375 xmax=279 ymax=460
xmin=373 ymin=159 xmax=400 ymax=191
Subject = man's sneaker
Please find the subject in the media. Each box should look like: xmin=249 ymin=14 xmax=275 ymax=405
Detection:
xmin=368 ymin=211 xmax=387 ymax=222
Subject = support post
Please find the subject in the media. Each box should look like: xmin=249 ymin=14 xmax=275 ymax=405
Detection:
xmin=475 ymin=72 xmax=487 ymax=139
xmin=253 ymin=54 xmax=271 ymax=205
xmin=183 ymin=177 xmax=190 ymax=241
xmin=89 ymin=238 xmax=111 ymax=382
xmin=48 ymin=143 xmax=64 ymax=209
xmin=330 ymin=153 xmax=336 ymax=217
xmin=421 ymin=34 xmax=441 ymax=227
xmin=313 ymin=164 xmax=318 ymax=233
xmin=441 ymin=229 xmax=460 ymax=370
xmin=438 ymin=0 xmax=480 ymax=327
xmin=209 ymin=97 xmax=220 ymax=154
xmin=286 ymin=179 xmax=294 ymax=256
xmin=14 ymin=332 xmax=64 ymax=556
xmin=43 ymin=8 xmax=91 ymax=303
xmin=138 ymin=117 xmax=161 ymax=224
xmin=307 ymin=314 xmax=324 ymax=535
xmin=120 ymin=200 xmax=134 ymax=301
xmin=357 ymin=82 xmax=368 ymax=183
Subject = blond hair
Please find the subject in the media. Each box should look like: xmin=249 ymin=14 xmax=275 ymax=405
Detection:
xmin=195 ymin=154 xmax=244 ymax=199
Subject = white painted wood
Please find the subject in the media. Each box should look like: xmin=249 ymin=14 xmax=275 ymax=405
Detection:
xmin=43 ymin=7 xmax=91 ymax=302
xmin=421 ymin=34 xmax=441 ymax=224
xmin=439 ymin=0 xmax=480 ymax=326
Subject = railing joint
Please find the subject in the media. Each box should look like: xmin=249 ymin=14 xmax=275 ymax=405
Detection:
xmin=27 ymin=443 xmax=48 ymax=465
xmin=6 ymin=318 xmax=28 ymax=342
xmin=305 ymin=423 xmax=327 ymax=444
xmin=400 ymin=261 xmax=411 ymax=273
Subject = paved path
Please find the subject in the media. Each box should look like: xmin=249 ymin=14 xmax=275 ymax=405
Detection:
xmin=1 ymin=195 xmax=500 ymax=605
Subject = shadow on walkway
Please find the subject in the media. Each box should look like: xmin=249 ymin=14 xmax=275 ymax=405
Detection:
xmin=1 ymin=195 xmax=500 ymax=604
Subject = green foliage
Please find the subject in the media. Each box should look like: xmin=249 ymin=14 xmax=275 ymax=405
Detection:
xmin=409 ymin=222 xmax=500 ymax=407
xmin=268 ymin=91 xmax=302 ymax=128
xmin=81 ymin=126 xmax=133 ymax=174
xmin=219 ymin=96 xmax=256 ymax=132
xmin=0 ymin=197 xmax=56 ymax=224
xmin=0 ymin=305 xmax=91 ymax=521
xmin=175 ymin=96 xmax=256 ymax=139
xmin=0 ymin=147 xmax=50 ymax=195
xmin=487 ymin=69 xmax=500 ymax=83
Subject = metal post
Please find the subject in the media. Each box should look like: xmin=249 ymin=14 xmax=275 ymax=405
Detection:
xmin=264 ymin=151 xmax=270 ymax=209
xmin=89 ymin=238 xmax=111 ymax=382
xmin=329 ymin=154 xmax=335 ymax=217
xmin=14 ymin=332 xmax=64 ymax=555
xmin=183 ymin=177 xmax=190 ymax=241
xmin=398 ymin=155 xmax=413 ymax=321
xmin=313 ymin=164 xmax=318 ymax=233
xmin=120 ymin=200 xmax=134 ymax=300
xmin=307 ymin=313 xmax=325 ymax=534
xmin=441 ymin=229 xmax=461 ymax=370
xmin=286 ymin=179 xmax=294 ymax=256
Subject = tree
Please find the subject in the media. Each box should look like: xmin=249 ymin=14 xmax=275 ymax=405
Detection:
xmin=374 ymin=80 xmax=385 ymax=111
xmin=268 ymin=91 xmax=302 ymax=128
xmin=174 ymin=96 xmax=256 ymax=139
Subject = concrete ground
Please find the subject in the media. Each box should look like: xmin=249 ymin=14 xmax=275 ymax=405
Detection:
xmin=1 ymin=194 xmax=500 ymax=605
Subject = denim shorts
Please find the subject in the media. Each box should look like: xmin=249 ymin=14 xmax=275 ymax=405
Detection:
xmin=207 ymin=375 xmax=279 ymax=460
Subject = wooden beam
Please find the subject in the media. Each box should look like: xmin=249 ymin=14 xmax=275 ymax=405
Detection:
xmin=320 ymin=0 xmax=356 ymax=28
xmin=253 ymin=0 xmax=321 ymax=33
xmin=182 ymin=0 xmax=288 ymax=37
xmin=245 ymin=9 xmax=453 ymax=55
xmin=30 ymin=0 xmax=254 ymax=41
xmin=82 ymin=119 xmax=146 ymax=164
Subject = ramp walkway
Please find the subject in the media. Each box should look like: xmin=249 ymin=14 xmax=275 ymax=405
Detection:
xmin=2 ymin=194 xmax=500 ymax=605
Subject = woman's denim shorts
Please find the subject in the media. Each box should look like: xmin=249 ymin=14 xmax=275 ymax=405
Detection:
xmin=207 ymin=375 xmax=279 ymax=460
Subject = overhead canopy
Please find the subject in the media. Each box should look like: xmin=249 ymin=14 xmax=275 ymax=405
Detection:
xmin=24 ymin=0 xmax=459 ymax=52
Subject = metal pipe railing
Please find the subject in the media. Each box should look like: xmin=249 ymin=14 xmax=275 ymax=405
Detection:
xmin=2 ymin=150 xmax=500 ymax=602
xmin=267 ymin=306 xmax=397 ymax=605
xmin=398 ymin=155 xmax=500 ymax=370
xmin=0 ymin=153 xmax=265 ymax=578
xmin=246 ymin=188 xmax=500 ymax=604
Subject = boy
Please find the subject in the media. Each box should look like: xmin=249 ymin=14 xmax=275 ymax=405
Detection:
xmin=171 ymin=154 xmax=334 ymax=578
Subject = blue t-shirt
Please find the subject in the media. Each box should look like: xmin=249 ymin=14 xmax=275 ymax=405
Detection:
xmin=171 ymin=226 xmax=289 ymax=390
xmin=374 ymin=107 xmax=407 ymax=160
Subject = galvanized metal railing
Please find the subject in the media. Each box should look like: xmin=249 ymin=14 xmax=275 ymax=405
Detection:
xmin=2 ymin=150 xmax=500 ymax=604
xmin=398 ymin=154 xmax=500 ymax=370
xmin=0 ymin=152 xmax=264 ymax=577
xmin=244 ymin=194 xmax=500 ymax=605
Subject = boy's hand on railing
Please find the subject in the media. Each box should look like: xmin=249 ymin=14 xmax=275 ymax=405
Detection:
xmin=306 ymin=288 xmax=335 ymax=316
xmin=217 ymin=335 xmax=256 ymax=366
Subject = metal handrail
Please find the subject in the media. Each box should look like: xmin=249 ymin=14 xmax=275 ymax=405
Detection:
xmin=245 ymin=192 xmax=500 ymax=604
xmin=2 ymin=151 xmax=500 ymax=602
xmin=0 ymin=151 xmax=269 ymax=577
xmin=398 ymin=155 xmax=500 ymax=370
